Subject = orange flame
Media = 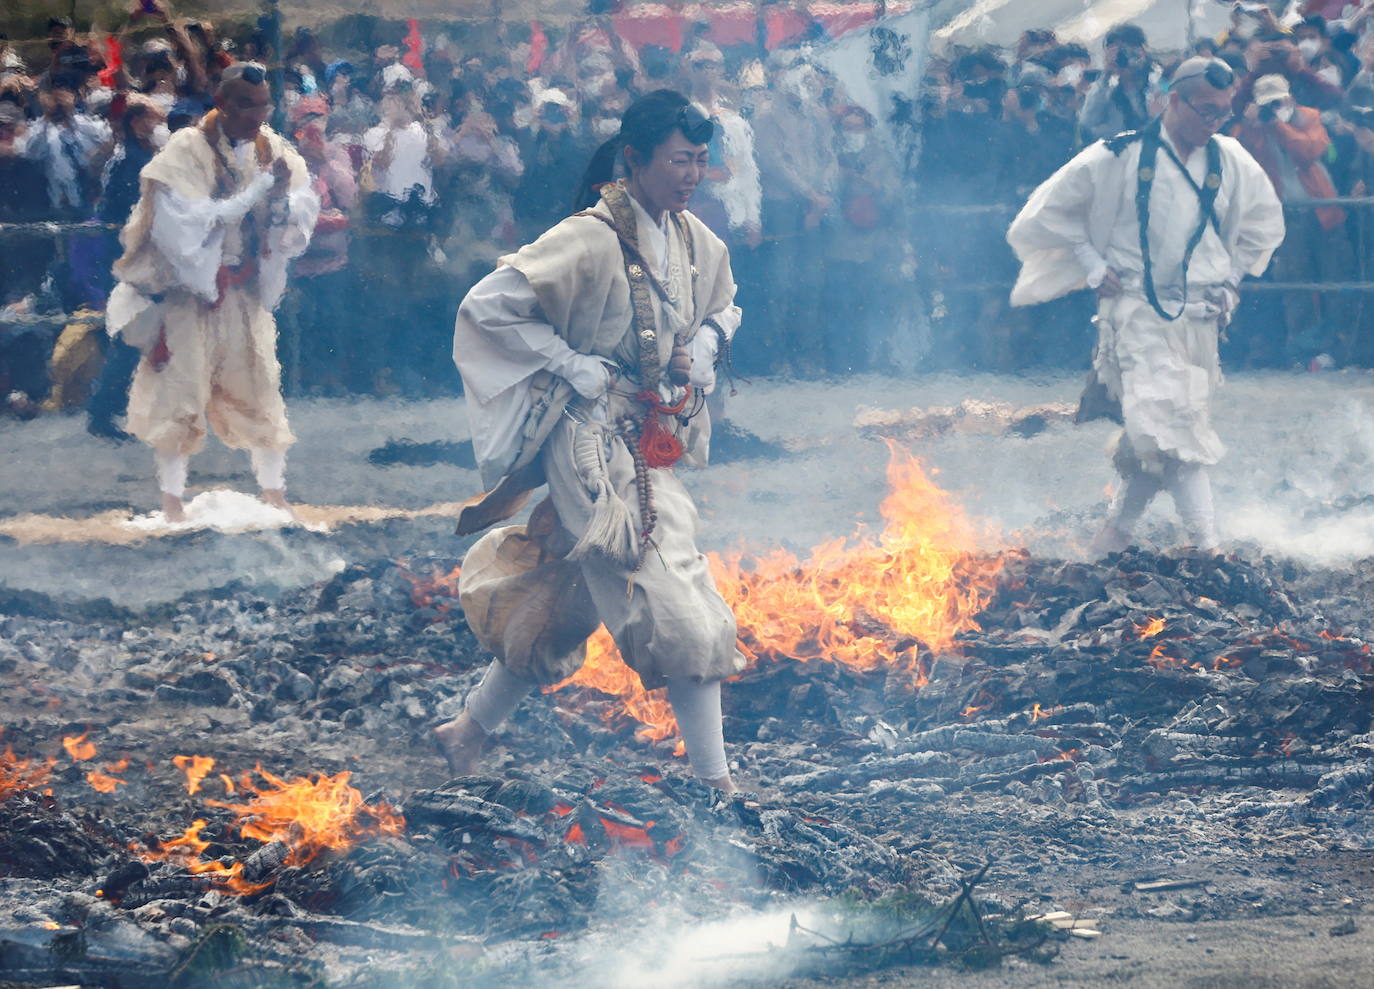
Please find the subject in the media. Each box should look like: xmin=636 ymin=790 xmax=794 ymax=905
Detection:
xmin=1134 ymin=617 xmax=1166 ymax=639
xmin=550 ymin=628 xmax=684 ymax=749
xmin=711 ymin=444 xmax=999 ymax=671
xmin=62 ymin=731 xmax=97 ymax=762
xmin=173 ymin=755 xmax=215 ymax=795
xmin=87 ymin=769 xmax=127 ymax=793
xmin=0 ymin=743 xmax=54 ymax=802
xmin=398 ymin=563 xmax=463 ymax=615
xmin=551 ymin=447 xmax=998 ymax=744
xmin=133 ymin=819 xmax=268 ymax=895
xmin=208 ymin=767 xmax=405 ymax=868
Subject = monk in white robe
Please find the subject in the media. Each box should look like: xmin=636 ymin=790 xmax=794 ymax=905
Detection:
xmin=107 ymin=64 xmax=319 ymax=521
xmin=434 ymin=91 xmax=745 ymax=791
xmin=1008 ymin=58 xmax=1284 ymax=554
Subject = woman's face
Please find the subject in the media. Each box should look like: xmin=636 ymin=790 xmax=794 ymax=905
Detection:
xmin=627 ymin=128 xmax=708 ymax=216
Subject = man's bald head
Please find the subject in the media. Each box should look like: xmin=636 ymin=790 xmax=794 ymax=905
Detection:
xmin=1164 ymin=56 xmax=1236 ymax=150
xmin=214 ymin=61 xmax=271 ymax=141
xmin=1170 ymin=56 xmax=1235 ymax=99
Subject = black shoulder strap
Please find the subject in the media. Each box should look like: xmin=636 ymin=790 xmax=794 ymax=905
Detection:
xmin=1136 ymin=118 xmax=1224 ymax=322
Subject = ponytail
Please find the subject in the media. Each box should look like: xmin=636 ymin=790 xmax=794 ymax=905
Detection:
xmin=570 ymin=89 xmax=709 ymax=212
xmin=573 ymin=134 xmax=621 ymax=211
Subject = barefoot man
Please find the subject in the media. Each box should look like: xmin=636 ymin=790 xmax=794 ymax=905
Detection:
xmin=108 ymin=62 xmax=318 ymax=520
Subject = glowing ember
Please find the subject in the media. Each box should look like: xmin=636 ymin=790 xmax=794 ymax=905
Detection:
xmin=174 ymin=755 xmax=216 ymax=795
xmin=62 ymin=731 xmax=97 ymax=762
xmin=209 ymin=767 xmax=405 ymax=868
xmin=0 ymin=742 xmax=53 ymax=802
xmin=1134 ymin=616 xmax=1166 ymax=639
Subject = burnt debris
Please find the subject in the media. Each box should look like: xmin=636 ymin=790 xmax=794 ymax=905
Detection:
xmin=1 ymin=547 xmax=1373 ymax=984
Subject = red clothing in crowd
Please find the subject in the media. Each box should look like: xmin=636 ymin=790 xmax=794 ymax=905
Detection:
xmin=1231 ymin=104 xmax=1345 ymax=229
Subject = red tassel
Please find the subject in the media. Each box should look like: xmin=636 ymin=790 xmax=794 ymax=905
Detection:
xmin=634 ymin=387 xmax=690 ymax=468
xmin=639 ymin=415 xmax=684 ymax=468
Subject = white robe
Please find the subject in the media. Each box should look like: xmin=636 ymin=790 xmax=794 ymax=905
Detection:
xmin=112 ymin=125 xmax=319 ymax=455
xmin=1007 ymin=127 xmax=1284 ymax=470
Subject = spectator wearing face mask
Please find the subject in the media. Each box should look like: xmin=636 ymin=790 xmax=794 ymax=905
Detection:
xmin=1235 ymin=32 xmax=1345 ymax=113
xmin=1231 ymin=73 xmax=1353 ymax=366
xmin=1079 ymin=24 xmax=1160 ymax=141
xmin=1328 ymin=82 xmax=1374 ymax=365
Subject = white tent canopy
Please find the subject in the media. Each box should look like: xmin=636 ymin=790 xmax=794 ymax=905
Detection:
xmin=932 ymin=0 xmax=1236 ymax=54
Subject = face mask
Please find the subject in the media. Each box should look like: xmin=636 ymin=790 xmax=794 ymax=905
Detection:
xmin=1276 ymin=104 xmax=1295 ymax=123
xmin=512 ymin=104 xmax=533 ymax=129
xmin=1298 ymin=39 xmax=1322 ymax=61
xmin=1318 ymin=66 xmax=1343 ymax=86
xmin=840 ymin=132 xmax=867 ymax=152
xmin=1057 ymin=64 xmax=1084 ymax=88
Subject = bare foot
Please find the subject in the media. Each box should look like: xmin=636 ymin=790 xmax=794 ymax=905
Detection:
xmin=702 ymin=773 xmax=738 ymax=794
xmin=161 ymin=492 xmax=186 ymax=523
xmin=433 ymin=711 xmax=489 ymax=777
xmin=260 ymin=488 xmax=296 ymax=518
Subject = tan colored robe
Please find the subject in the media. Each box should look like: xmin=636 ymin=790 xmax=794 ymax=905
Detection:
xmin=453 ymin=182 xmax=744 ymax=688
xmin=112 ymin=122 xmax=316 ymax=456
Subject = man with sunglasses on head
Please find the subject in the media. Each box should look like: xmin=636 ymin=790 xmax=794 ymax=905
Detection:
xmin=1008 ymin=57 xmax=1284 ymax=556
xmin=106 ymin=62 xmax=320 ymax=522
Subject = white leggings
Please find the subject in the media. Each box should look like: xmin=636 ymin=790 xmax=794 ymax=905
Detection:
xmin=154 ymin=448 xmax=287 ymax=497
xmin=464 ymin=659 xmax=730 ymax=781
xmin=1104 ymin=457 xmax=1218 ymax=551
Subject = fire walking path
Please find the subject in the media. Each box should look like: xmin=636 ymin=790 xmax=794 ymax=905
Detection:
xmin=5 ymin=370 xmax=1374 ymax=606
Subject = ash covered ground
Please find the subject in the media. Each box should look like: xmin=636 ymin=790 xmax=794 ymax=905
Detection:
xmin=3 ymin=370 xmax=1374 ymax=987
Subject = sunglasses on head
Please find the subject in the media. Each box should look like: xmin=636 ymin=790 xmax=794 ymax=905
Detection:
xmin=677 ymin=103 xmax=714 ymax=145
xmin=232 ymin=63 xmax=267 ymax=86
xmin=1172 ymin=61 xmax=1235 ymax=92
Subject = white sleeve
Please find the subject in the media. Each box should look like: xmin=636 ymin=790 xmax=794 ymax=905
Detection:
xmin=257 ymin=185 xmax=321 ymax=311
xmin=454 ymin=264 xmax=609 ymax=405
xmin=151 ymin=174 xmax=273 ymax=301
xmin=689 ymin=304 xmax=741 ymax=392
xmin=1223 ymin=145 xmax=1286 ymax=283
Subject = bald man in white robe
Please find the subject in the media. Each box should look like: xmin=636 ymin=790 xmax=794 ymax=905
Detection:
xmin=108 ymin=64 xmax=319 ymax=521
xmin=1008 ymin=58 xmax=1284 ymax=554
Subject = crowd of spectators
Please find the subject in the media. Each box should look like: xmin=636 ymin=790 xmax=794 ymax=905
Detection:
xmin=7 ymin=0 xmax=1374 ymax=422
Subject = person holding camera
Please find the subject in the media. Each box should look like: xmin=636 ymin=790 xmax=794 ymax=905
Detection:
xmin=1079 ymin=24 xmax=1160 ymax=142
xmin=1231 ymin=72 xmax=1353 ymax=365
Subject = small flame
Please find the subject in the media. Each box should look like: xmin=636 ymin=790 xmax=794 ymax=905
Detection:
xmin=174 ymin=755 xmax=215 ymax=796
xmin=0 ymin=741 xmax=54 ymax=802
xmin=43 ymin=922 xmax=60 ymax=930
xmin=62 ymin=731 xmax=97 ymax=762
xmin=208 ymin=767 xmax=405 ymax=868
xmin=219 ymin=773 xmax=236 ymax=794
xmin=133 ymin=819 xmax=267 ymax=895
xmin=1030 ymin=702 xmax=1044 ymax=722
xmin=1135 ymin=617 xmax=1166 ymax=639
xmin=87 ymin=769 xmax=127 ymax=793
xmin=398 ymin=562 xmax=463 ymax=616
xmin=550 ymin=628 xmax=683 ymax=749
